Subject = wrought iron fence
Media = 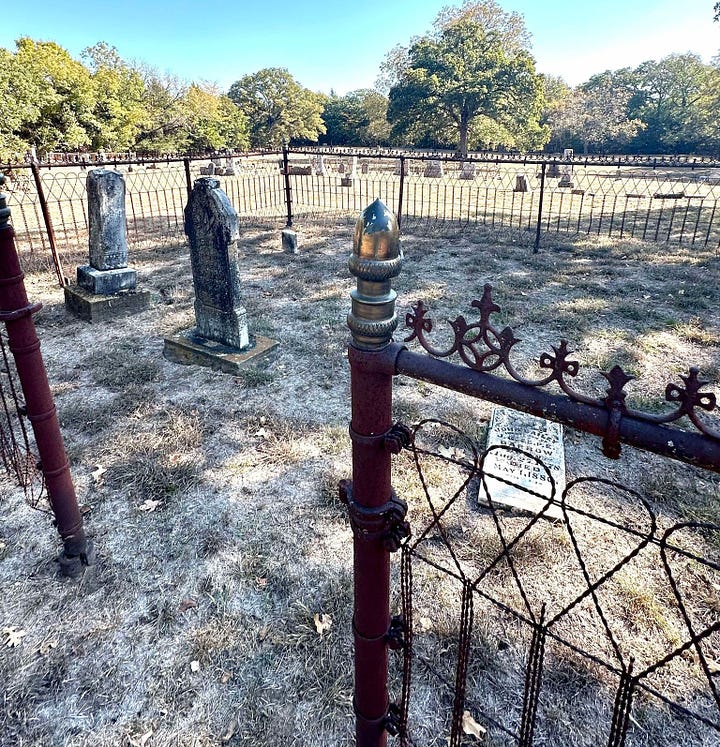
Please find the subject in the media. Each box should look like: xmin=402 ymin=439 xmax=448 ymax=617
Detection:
xmin=343 ymin=200 xmax=720 ymax=747
xmin=2 ymin=148 xmax=719 ymax=288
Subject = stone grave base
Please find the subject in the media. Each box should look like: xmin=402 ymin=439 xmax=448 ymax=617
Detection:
xmin=163 ymin=330 xmax=278 ymax=375
xmin=64 ymin=284 xmax=151 ymax=323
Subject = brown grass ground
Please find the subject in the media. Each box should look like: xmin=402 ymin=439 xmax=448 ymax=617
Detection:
xmin=0 ymin=216 xmax=719 ymax=746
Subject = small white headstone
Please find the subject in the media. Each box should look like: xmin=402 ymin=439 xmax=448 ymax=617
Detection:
xmin=480 ymin=407 xmax=565 ymax=520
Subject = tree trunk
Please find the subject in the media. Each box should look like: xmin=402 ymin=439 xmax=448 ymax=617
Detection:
xmin=458 ymin=116 xmax=469 ymax=159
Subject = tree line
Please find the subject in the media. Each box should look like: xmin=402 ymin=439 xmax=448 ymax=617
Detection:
xmin=1 ymin=2 xmax=719 ymax=162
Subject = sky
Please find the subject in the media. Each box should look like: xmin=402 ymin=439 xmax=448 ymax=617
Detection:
xmin=1 ymin=0 xmax=718 ymax=94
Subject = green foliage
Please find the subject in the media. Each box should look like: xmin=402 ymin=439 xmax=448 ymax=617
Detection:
xmin=227 ymin=68 xmax=326 ymax=147
xmin=387 ymin=19 xmax=548 ymax=156
xmin=320 ymin=89 xmax=390 ymax=146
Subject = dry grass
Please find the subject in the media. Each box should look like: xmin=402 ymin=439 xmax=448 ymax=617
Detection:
xmin=0 ymin=213 xmax=719 ymax=746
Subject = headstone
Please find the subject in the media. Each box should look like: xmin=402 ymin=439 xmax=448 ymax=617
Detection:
xmin=546 ymin=162 xmax=561 ymax=178
xmin=163 ymin=177 xmax=278 ymax=373
xmin=77 ymin=169 xmax=136 ymax=295
xmin=65 ymin=169 xmax=150 ymax=321
xmin=394 ymin=159 xmax=409 ymax=176
xmin=185 ymin=177 xmax=248 ymax=350
xmin=459 ymin=161 xmax=477 ymax=180
xmin=479 ymin=407 xmax=565 ymax=521
xmin=282 ymin=228 xmax=298 ymax=254
xmin=563 ymin=148 xmax=574 ymax=160
xmin=337 ymin=161 xmax=346 ymax=174
xmin=311 ymin=155 xmax=328 ymax=176
xmin=361 ymin=161 xmax=369 ymax=174
xmin=514 ymin=174 xmax=530 ymax=192
xmin=424 ymin=160 xmax=443 ymax=178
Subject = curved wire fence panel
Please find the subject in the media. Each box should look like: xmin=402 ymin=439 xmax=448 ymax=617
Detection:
xmin=395 ymin=419 xmax=720 ymax=747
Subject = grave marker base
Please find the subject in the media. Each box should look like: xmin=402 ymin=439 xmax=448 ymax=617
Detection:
xmin=64 ymin=284 xmax=151 ymax=323
xmin=163 ymin=330 xmax=277 ymax=374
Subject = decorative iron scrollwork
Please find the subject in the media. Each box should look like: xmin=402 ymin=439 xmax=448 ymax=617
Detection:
xmin=404 ymin=284 xmax=719 ymax=441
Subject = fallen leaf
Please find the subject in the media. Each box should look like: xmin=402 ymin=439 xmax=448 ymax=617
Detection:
xmin=190 ymin=660 xmax=201 ymax=672
xmin=2 ymin=627 xmax=27 ymax=647
xmin=708 ymin=659 xmax=720 ymax=675
xmin=91 ymin=465 xmax=106 ymax=482
xmin=178 ymin=598 xmax=197 ymax=613
xmin=462 ymin=711 xmax=486 ymax=740
xmin=220 ymin=715 xmax=237 ymax=743
xmin=438 ymin=445 xmax=464 ymax=461
xmin=128 ymin=729 xmax=153 ymax=747
xmin=38 ymin=638 xmax=58 ymax=655
xmin=314 ymin=613 xmax=332 ymax=636
xmin=138 ymin=499 xmax=161 ymax=512
xmin=220 ymin=670 xmax=232 ymax=684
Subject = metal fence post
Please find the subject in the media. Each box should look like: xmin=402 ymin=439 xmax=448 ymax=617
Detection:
xmin=345 ymin=199 xmax=407 ymax=747
xmin=183 ymin=157 xmax=193 ymax=199
xmin=282 ymin=145 xmax=293 ymax=227
xmin=29 ymin=162 xmax=65 ymax=286
xmin=0 ymin=179 xmax=92 ymax=576
xmin=397 ymin=156 xmax=406 ymax=230
xmin=534 ymin=161 xmax=547 ymax=254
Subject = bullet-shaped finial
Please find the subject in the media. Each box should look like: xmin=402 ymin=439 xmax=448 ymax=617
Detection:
xmin=347 ymin=199 xmax=403 ymax=349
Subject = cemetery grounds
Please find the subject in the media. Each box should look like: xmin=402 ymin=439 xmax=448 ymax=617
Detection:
xmin=0 ymin=188 xmax=719 ymax=745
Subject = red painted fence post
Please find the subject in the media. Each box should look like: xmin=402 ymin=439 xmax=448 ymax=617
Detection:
xmin=344 ymin=199 xmax=408 ymax=746
xmin=0 ymin=177 xmax=92 ymax=577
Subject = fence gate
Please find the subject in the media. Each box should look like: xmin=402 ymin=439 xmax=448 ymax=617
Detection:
xmin=344 ymin=200 xmax=720 ymax=746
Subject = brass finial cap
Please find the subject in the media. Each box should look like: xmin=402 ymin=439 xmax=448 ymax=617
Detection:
xmin=347 ymin=199 xmax=403 ymax=349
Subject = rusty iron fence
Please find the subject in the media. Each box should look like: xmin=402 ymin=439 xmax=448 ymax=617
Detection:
xmin=344 ymin=200 xmax=720 ymax=746
xmin=2 ymin=148 xmax=720 ymax=287
xmin=0 ymin=182 xmax=92 ymax=575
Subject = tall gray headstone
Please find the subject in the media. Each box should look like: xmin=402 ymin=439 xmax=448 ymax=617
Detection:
xmin=185 ymin=177 xmax=249 ymax=350
xmin=424 ymin=160 xmax=444 ymax=178
xmin=77 ymin=169 xmax=137 ymax=295
xmin=459 ymin=161 xmax=477 ymax=180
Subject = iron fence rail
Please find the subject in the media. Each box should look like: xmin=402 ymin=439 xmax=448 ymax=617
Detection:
xmin=1 ymin=148 xmax=719 ymax=287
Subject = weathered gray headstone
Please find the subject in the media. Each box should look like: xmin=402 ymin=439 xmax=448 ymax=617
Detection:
xmin=424 ymin=159 xmax=444 ymax=178
xmin=480 ymin=407 xmax=565 ymax=520
xmin=185 ymin=177 xmax=249 ymax=350
xmin=514 ymin=174 xmax=531 ymax=192
xmin=546 ymin=162 xmax=561 ymax=178
xmin=77 ymin=169 xmax=136 ymax=295
xmin=361 ymin=161 xmax=369 ymax=174
xmin=282 ymin=228 xmax=298 ymax=254
xmin=459 ymin=161 xmax=477 ymax=180
xmin=337 ymin=161 xmax=346 ymax=174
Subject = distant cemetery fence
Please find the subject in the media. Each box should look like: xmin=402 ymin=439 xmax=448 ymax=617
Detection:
xmin=2 ymin=147 xmax=720 ymax=286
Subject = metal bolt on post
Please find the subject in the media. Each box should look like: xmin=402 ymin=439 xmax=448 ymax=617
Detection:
xmin=345 ymin=198 xmax=407 ymax=747
xmin=0 ymin=176 xmax=93 ymax=577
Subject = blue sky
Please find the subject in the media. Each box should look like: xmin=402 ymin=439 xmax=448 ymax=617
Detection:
xmin=1 ymin=0 xmax=718 ymax=93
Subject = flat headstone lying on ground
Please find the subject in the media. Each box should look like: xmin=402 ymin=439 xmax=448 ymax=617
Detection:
xmin=479 ymin=407 xmax=565 ymax=521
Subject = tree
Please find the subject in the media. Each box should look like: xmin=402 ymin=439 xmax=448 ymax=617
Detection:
xmin=227 ymin=68 xmax=325 ymax=147
xmin=714 ymin=2 xmax=719 ymax=21
xmin=182 ymin=85 xmax=250 ymax=152
xmin=82 ymin=43 xmax=148 ymax=151
xmin=547 ymin=72 xmax=643 ymax=154
xmin=320 ymin=89 xmax=390 ymax=146
xmin=12 ymin=38 xmax=97 ymax=154
xmin=387 ymin=19 xmax=547 ymax=156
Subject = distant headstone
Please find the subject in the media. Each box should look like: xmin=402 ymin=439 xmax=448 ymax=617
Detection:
xmin=185 ymin=177 xmax=249 ymax=350
xmin=480 ymin=407 xmax=565 ymax=521
xmin=394 ymin=159 xmax=409 ymax=176
xmin=337 ymin=161 xmax=346 ymax=174
xmin=546 ymin=162 xmax=561 ymax=178
xmin=459 ymin=161 xmax=477 ymax=180
xmin=77 ymin=169 xmax=136 ymax=295
xmin=361 ymin=161 xmax=369 ymax=174
xmin=282 ymin=228 xmax=298 ymax=254
xmin=563 ymin=148 xmax=574 ymax=160
xmin=311 ymin=155 xmax=328 ymax=176
xmin=424 ymin=159 xmax=443 ymax=178
xmin=514 ymin=174 xmax=530 ymax=192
